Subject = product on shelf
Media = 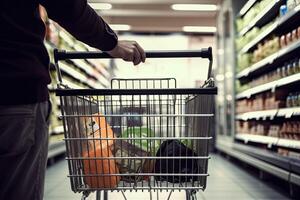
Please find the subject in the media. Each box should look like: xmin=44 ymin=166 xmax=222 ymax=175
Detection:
xmin=280 ymin=4 xmax=288 ymax=17
xmin=237 ymin=120 xmax=300 ymax=141
xmin=286 ymin=92 xmax=300 ymax=107
xmin=237 ymin=53 xmax=253 ymax=72
xmin=236 ymin=0 xmax=275 ymax=33
xmin=252 ymin=36 xmax=280 ymax=63
xmin=237 ymin=26 xmax=300 ymax=71
xmin=280 ymin=149 xmax=300 ymax=159
xmin=236 ymin=90 xmax=287 ymax=113
xmin=280 ymin=121 xmax=300 ymax=140
xmin=239 ymin=56 xmax=300 ymax=90
xmin=268 ymin=125 xmax=281 ymax=137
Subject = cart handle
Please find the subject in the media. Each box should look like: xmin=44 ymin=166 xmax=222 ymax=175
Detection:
xmin=54 ymin=48 xmax=212 ymax=61
xmin=53 ymin=47 xmax=213 ymax=85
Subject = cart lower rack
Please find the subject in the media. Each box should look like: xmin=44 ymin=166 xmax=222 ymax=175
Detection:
xmin=55 ymin=48 xmax=217 ymax=200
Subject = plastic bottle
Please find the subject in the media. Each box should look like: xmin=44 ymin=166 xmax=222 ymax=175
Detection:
xmin=286 ymin=93 xmax=291 ymax=107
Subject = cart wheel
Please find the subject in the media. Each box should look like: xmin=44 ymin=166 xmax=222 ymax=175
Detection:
xmin=103 ymin=191 xmax=108 ymax=200
xmin=81 ymin=191 xmax=89 ymax=200
xmin=185 ymin=190 xmax=197 ymax=200
xmin=96 ymin=191 xmax=100 ymax=200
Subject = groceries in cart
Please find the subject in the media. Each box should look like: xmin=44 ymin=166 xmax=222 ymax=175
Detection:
xmin=154 ymin=139 xmax=201 ymax=183
xmin=111 ymin=140 xmax=154 ymax=182
xmin=80 ymin=114 xmax=120 ymax=189
xmin=121 ymin=127 xmax=160 ymax=156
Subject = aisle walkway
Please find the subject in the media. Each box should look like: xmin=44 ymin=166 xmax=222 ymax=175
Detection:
xmin=44 ymin=153 xmax=291 ymax=200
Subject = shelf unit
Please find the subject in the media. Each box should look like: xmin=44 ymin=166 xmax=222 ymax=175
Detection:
xmin=236 ymin=73 xmax=300 ymax=99
xmin=238 ymin=0 xmax=283 ymax=37
xmin=238 ymin=0 xmax=258 ymax=17
xmin=216 ymin=0 xmax=300 ymax=194
xmin=237 ymin=39 xmax=300 ymax=79
xmin=240 ymin=4 xmax=300 ymax=54
xmin=236 ymin=107 xmax=300 ymax=120
xmin=236 ymin=133 xmax=300 ymax=149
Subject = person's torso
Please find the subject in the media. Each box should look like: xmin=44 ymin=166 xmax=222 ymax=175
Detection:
xmin=0 ymin=0 xmax=50 ymax=82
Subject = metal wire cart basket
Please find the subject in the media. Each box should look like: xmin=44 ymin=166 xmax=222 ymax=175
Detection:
xmin=54 ymin=48 xmax=217 ymax=200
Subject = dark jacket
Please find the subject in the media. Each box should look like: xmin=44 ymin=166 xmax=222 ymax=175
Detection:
xmin=0 ymin=0 xmax=118 ymax=105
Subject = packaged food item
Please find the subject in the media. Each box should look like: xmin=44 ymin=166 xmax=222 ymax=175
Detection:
xmin=296 ymin=58 xmax=300 ymax=73
xmin=286 ymin=93 xmax=292 ymax=107
xmin=292 ymin=29 xmax=298 ymax=42
xmin=280 ymin=35 xmax=287 ymax=48
xmin=111 ymin=140 xmax=154 ymax=182
xmin=81 ymin=114 xmax=120 ymax=189
xmin=286 ymin=32 xmax=292 ymax=45
xmin=287 ymin=62 xmax=293 ymax=76
xmin=280 ymin=5 xmax=288 ymax=16
xmin=154 ymin=140 xmax=200 ymax=183
xmin=121 ymin=127 xmax=159 ymax=156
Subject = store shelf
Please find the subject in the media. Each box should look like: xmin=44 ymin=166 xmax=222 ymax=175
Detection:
xmin=216 ymin=141 xmax=290 ymax=181
xmin=235 ymin=133 xmax=278 ymax=146
xmin=291 ymin=173 xmax=300 ymax=186
xmin=236 ymin=133 xmax=300 ymax=150
xmin=59 ymin=31 xmax=74 ymax=48
xmin=277 ymin=107 xmax=300 ymax=118
xmin=60 ymin=62 xmax=87 ymax=83
xmin=217 ymin=141 xmax=300 ymax=186
xmin=277 ymin=139 xmax=300 ymax=150
xmin=238 ymin=0 xmax=282 ymax=37
xmin=236 ymin=73 xmax=300 ymax=99
xmin=62 ymin=78 xmax=85 ymax=89
xmin=236 ymin=107 xmax=300 ymax=120
xmin=238 ymin=0 xmax=258 ymax=17
xmin=236 ymin=109 xmax=278 ymax=120
xmin=237 ymin=39 xmax=300 ymax=79
xmin=240 ymin=4 xmax=300 ymax=54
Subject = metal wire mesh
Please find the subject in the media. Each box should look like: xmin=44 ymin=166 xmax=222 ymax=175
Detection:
xmin=58 ymin=78 xmax=214 ymax=193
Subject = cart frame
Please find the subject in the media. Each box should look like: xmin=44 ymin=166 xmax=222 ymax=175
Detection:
xmin=54 ymin=48 xmax=217 ymax=200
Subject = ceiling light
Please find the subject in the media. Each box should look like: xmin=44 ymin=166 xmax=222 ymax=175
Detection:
xmin=89 ymin=3 xmax=112 ymax=10
xmin=171 ymin=4 xmax=217 ymax=11
xmin=183 ymin=26 xmax=217 ymax=33
xmin=110 ymin=24 xmax=131 ymax=31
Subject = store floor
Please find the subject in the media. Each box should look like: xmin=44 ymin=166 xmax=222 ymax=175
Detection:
xmin=44 ymin=153 xmax=291 ymax=200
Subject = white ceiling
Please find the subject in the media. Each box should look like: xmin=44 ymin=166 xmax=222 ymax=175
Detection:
xmin=88 ymin=0 xmax=220 ymax=33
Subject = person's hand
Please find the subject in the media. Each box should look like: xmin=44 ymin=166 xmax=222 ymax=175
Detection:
xmin=106 ymin=40 xmax=146 ymax=66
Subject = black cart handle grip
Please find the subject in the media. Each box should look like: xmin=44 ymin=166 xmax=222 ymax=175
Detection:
xmin=54 ymin=47 xmax=212 ymax=62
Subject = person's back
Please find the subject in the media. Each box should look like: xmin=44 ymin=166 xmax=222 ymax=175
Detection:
xmin=0 ymin=1 xmax=145 ymax=199
xmin=0 ymin=1 xmax=51 ymax=105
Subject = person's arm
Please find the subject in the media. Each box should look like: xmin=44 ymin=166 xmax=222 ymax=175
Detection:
xmin=39 ymin=0 xmax=117 ymax=51
xmin=39 ymin=0 xmax=145 ymax=65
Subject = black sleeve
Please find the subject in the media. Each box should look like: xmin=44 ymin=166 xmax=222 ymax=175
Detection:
xmin=39 ymin=0 xmax=118 ymax=51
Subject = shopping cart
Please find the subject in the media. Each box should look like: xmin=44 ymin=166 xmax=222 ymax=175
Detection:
xmin=54 ymin=48 xmax=217 ymax=200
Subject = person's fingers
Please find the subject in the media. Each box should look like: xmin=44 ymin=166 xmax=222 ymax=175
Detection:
xmin=134 ymin=42 xmax=146 ymax=63
xmin=133 ymin=47 xmax=141 ymax=66
xmin=123 ymin=49 xmax=134 ymax=62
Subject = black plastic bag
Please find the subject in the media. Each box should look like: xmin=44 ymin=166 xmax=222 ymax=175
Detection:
xmin=154 ymin=140 xmax=200 ymax=183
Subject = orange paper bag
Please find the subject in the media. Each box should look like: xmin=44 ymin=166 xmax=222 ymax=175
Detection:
xmin=81 ymin=114 xmax=120 ymax=189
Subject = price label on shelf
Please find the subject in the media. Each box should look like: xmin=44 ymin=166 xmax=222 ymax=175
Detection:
xmin=285 ymin=110 xmax=293 ymax=118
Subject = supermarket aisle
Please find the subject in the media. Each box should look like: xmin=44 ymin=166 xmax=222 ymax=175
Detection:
xmin=44 ymin=153 xmax=291 ymax=200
